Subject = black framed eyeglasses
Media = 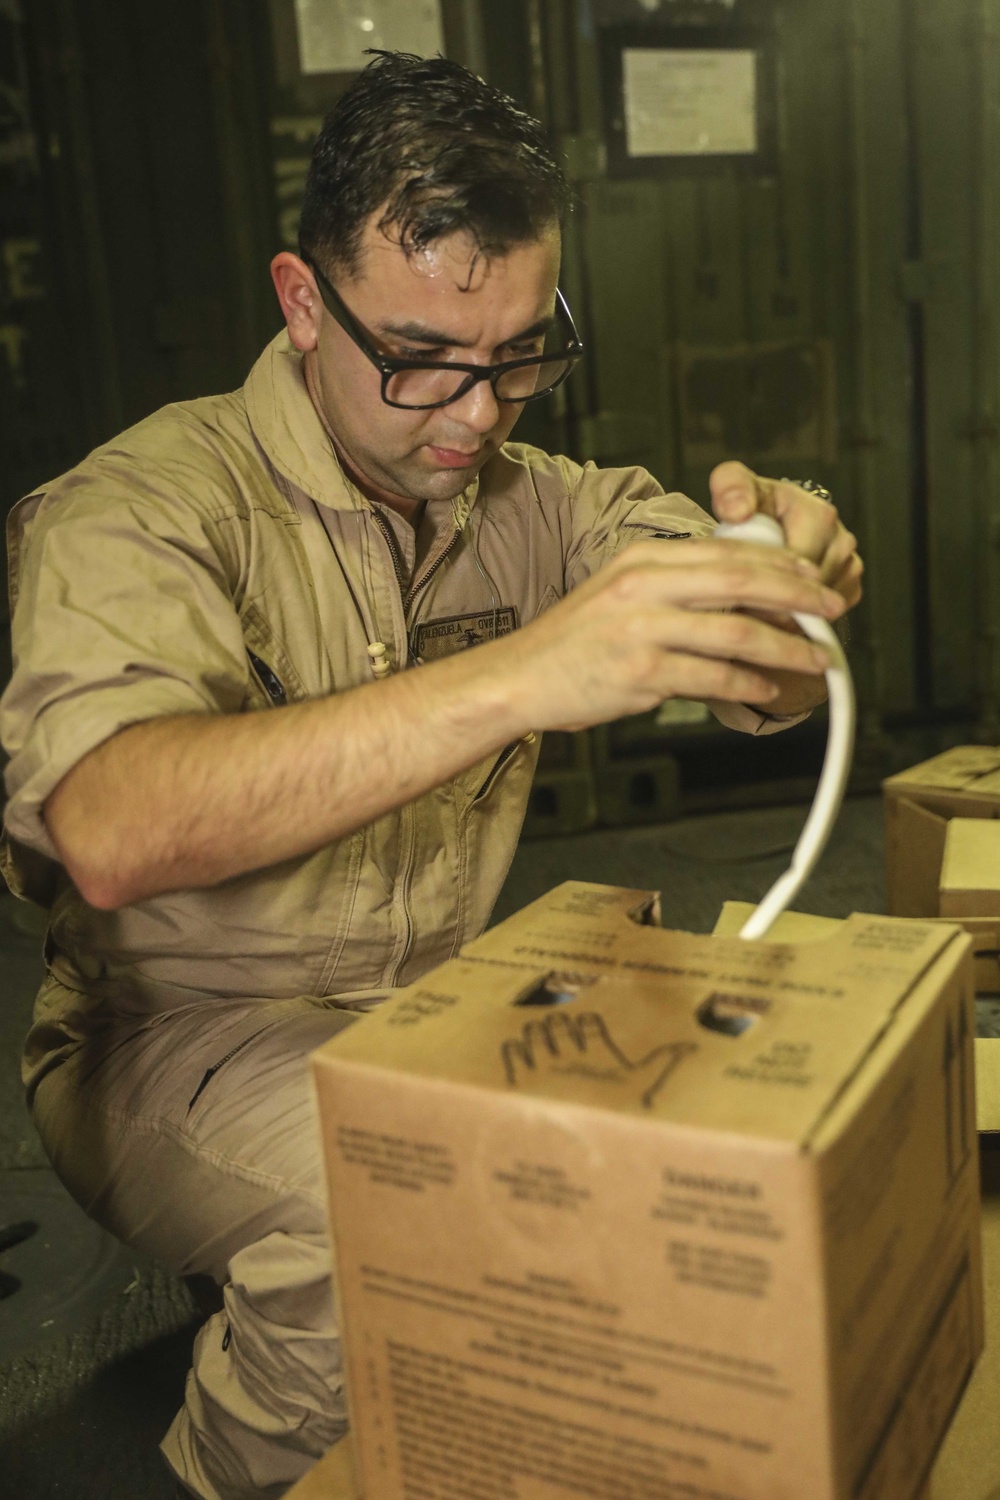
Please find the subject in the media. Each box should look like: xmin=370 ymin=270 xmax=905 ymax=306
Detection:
xmin=307 ymin=258 xmax=585 ymax=411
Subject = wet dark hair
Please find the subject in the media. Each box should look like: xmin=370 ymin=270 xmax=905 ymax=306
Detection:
xmin=298 ymin=51 xmax=571 ymax=280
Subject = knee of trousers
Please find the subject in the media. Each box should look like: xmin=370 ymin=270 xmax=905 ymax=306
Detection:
xmin=163 ymin=1228 xmax=348 ymax=1500
xmin=27 ymin=1015 xmax=333 ymax=1284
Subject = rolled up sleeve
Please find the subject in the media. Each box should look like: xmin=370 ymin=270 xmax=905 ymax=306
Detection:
xmin=708 ymin=701 xmax=810 ymax=736
xmin=559 ymin=458 xmax=715 ymax=588
xmin=1 ymin=475 xmax=248 ymax=860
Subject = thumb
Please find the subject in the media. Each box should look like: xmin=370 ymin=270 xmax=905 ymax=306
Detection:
xmin=710 ymin=461 xmax=771 ymax=526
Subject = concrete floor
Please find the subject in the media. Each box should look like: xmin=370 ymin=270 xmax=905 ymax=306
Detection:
xmin=0 ymin=796 xmax=889 ymax=1497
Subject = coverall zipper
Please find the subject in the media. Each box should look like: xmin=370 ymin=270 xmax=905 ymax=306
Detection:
xmin=368 ymin=508 xmax=463 ymax=618
xmin=404 ymin=527 xmax=463 ymax=612
xmin=368 ymin=509 xmax=409 ymax=598
xmin=366 ymin=506 xmax=464 ymax=986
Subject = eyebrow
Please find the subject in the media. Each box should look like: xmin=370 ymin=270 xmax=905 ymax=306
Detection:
xmin=376 ymin=312 xmax=556 ymax=348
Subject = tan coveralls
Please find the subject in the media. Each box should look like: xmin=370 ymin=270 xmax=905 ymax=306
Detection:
xmin=0 ymin=332 xmax=794 ymax=1499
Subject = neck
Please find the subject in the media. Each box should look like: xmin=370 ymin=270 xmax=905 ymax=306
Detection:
xmin=334 ymin=441 xmax=427 ymax=529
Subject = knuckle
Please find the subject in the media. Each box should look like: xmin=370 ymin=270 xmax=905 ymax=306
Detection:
xmin=723 ymin=614 xmax=756 ymax=651
xmin=720 ymin=562 xmax=754 ymax=594
xmin=609 ymin=567 xmax=645 ymax=604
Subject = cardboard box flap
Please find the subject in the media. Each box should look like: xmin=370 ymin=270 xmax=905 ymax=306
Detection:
xmin=976 ymin=1039 xmax=1000 ymax=1135
xmin=933 ymin=915 xmax=1000 ymax=957
xmin=720 ymin=900 xmax=1000 ymax=964
xmin=941 ymin=818 xmax=1000 ymax=905
xmin=464 ymin=880 xmax=664 ymax=971
xmin=886 ymin=795 xmax=951 ymax=917
xmin=884 ymin=746 xmax=1000 ymax=796
xmin=719 ymin=903 xmax=996 ymax=1134
xmin=884 ymin=745 xmax=1000 ymax=792
xmin=462 ymin=883 xmax=955 ymax=992
xmin=714 ymin=901 xmax=842 ymax=941
xmin=317 ymin=885 xmax=965 ymax=1146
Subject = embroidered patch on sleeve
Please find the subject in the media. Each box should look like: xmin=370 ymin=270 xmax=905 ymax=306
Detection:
xmin=412 ymin=607 xmax=519 ymax=661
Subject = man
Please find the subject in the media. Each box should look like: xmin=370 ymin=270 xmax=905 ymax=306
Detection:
xmin=0 ymin=52 xmax=860 ymax=1500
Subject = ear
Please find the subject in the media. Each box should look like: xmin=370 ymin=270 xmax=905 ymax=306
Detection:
xmin=270 ymin=252 xmax=322 ymax=352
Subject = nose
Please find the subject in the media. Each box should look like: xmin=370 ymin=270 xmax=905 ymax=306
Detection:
xmin=446 ymin=373 xmax=502 ymax=434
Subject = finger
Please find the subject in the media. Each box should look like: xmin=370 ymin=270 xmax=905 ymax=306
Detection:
xmin=647 ymin=653 xmax=783 ymax=706
xmin=827 ymin=540 xmax=863 ymax=597
xmin=545 ymin=652 xmax=787 ymax=728
xmin=813 ymin=525 xmax=857 ymax=587
xmin=614 ymin=558 xmax=846 ymax=621
xmin=769 ymin=483 xmax=839 ymax=564
xmin=709 ymin=461 xmax=773 ymax=525
xmin=650 ymin=607 xmax=833 ymax=676
xmin=615 ymin=535 xmax=819 ymax=579
xmin=831 ymin=551 xmax=864 ymax=609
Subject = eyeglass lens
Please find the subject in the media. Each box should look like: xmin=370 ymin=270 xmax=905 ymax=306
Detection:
xmin=385 ymin=356 xmax=572 ymax=407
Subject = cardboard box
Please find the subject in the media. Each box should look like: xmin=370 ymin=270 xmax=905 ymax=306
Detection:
xmin=928 ymin=1148 xmax=1000 ymax=1500
xmin=717 ymin=911 xmax=1000 ymax=1500
xmin=718 ymin=904 xmax=1000 ymax=1140
xmin=312 ymin=882 xmax=982 ymax=1500
xmin=284 ymin=1438 xmax=360 ymax=1500
xmin=940 ymin=818 xmax=1000 ymax=919
xmin=883 ymin=747 xmax=1000 ymax=920
xmin=884 ymin=753 xmax=1000 ymax=1128
xmin=282 ymin=1151 xmax=1000 ymax=1500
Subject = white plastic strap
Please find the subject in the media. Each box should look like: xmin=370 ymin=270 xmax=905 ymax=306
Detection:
xmin=714 ymin=515 xmax=857 ymax=941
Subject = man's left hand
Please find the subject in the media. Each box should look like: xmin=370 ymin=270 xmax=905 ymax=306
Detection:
xmin=709 ymin=461 xmax=863 ymax=718
xmin=710 ymin=461 xmax=863 ymax=610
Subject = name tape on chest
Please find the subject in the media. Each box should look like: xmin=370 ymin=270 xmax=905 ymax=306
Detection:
xmin=412 ymin=607 xmax=518 ymax=662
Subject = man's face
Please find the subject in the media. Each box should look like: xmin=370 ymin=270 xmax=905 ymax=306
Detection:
xmin=304 ymin=218 xmax=562 ymax=506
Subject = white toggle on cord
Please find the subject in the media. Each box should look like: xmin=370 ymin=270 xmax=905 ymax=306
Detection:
xmin=714 ymin=514 xmax=857 ymax=941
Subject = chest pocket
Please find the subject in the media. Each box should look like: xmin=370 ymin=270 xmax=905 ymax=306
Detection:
xmin=241 ymin=600 xmax=310 ymax=710
xmin=619 ymin=522 xmax=695 ymax=543
xmin=247 ymin=650 xmax=286 ymax=705
xmin=473 ymin=740 xmax=522 ymax=802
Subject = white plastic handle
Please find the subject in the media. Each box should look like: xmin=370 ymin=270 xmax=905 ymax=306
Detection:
xmin=714 ymin=514 xmax=857 ymax=940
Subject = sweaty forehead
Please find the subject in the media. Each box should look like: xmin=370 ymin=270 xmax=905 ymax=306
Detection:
xmin=354 ymin=219 xmax=561 ymax=294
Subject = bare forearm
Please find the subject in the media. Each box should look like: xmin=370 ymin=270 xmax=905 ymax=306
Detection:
xmin=44 ymin=649 xmax=527 ymax=909
xmin=43 ymin=536 xmax=843 ymax=909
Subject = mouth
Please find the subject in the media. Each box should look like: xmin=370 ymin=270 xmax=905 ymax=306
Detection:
xmin=425 ymin=444 xmax=485 ymax=470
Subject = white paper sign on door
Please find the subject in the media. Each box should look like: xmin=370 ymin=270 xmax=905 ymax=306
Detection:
xmin=623 ymin=48 xmax=758 ymax=157
xmin=294 ymin=0 xmax=444 ymax=76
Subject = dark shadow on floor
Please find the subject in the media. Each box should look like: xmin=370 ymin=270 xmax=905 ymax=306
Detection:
xmin=0 ymin=1317 xmax=199 ymax=1499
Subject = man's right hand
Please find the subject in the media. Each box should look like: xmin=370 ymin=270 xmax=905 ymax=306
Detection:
xmin=497 ymin=536 xmax=845 ymax=732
